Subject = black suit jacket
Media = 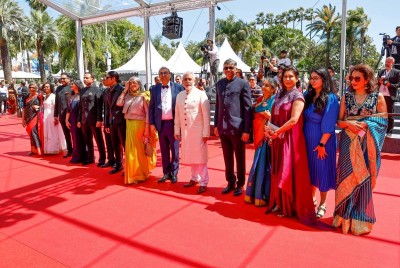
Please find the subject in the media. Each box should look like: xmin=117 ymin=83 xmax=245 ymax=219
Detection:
xmin=377 ymin=68 xmax=400 ymax=97
xmin=149 ymin=82 xmax=184 ymax=132
xmin=104 ymin=83 xmax=124 ymax=128
xmin=78 ymin=84 xmax=103 ymax=125
xmin=54 ymin=84 xmax=72 ymax=122
xmin=214 ymin=77 xmax=252 ymax=136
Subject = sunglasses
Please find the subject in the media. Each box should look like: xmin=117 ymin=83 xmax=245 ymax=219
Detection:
xmin=223 ymin=66 xmax=235 ymax=70
xmin=349 ymin=76 xmax=362 ymax=82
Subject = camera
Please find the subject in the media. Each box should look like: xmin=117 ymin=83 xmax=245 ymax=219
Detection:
xmin=380 ymin=33 xmax=391 ymax=47
xmin=261 ymin=50 xmax=267 ymax=60
xmin=200 ymin=44 xmax=209 ymax=52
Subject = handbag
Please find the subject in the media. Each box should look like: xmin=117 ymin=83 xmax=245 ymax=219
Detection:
xmin=144 ymin=140 xmax=154 ymax=157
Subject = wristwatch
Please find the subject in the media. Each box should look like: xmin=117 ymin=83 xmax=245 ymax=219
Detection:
xmin=318 ymin=142 xmax=325 ymax=147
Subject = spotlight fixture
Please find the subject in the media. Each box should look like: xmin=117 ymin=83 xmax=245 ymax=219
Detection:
xmin=162 ymin=11 xmax=183 ymax=40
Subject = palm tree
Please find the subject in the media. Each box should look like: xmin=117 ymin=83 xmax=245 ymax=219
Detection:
xmin=29 ymin=10 xmax=58 ymax=82
xmin=0 ymin=0 xmax=25 ymax=83
xmin=25 ymin=0 xmax=46 ymax=11
xmin=306 ymin=4 xmax=340 ymax=66
xmin=255 ymin=12 xmax=266 ymax=29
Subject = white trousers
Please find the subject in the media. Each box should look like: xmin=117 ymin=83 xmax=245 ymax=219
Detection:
xmin=190 ymin=164 xmax=209 ymax=186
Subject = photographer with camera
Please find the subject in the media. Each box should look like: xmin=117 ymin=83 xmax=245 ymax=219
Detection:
xmin=259 ymin=50 xmax=278 ymax=78
xmin=377 ymin=56 xmax=400 ymax=134
xmin=202 ymin=39 xmax=220 ymax=85
xmin=387 ymin=26 xmax=400 ymax=70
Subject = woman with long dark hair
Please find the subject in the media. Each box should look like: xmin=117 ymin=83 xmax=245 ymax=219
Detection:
xmin=265 ymin=66 xmax=315 ymax=226
xmin=334 ymin=64 xmax=387 ymax=235
xmin=66 ymin=80 xmax=87 ymax=163
xmin=42 ymin=82 xmax=66 ymax=154
xmin=22 ymin=83 xmax=42 ymax=155
xmin=304 ymin=68 xmax=339 ymax=218
xmin=245 ymin=78 xmax=276 ymax=206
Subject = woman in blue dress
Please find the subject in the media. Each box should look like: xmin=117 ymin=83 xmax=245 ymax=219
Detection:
xmin=304 ymin=68 xmax=339 ymax=218
xmin=244 ymin=78 xmax=276 ymax=206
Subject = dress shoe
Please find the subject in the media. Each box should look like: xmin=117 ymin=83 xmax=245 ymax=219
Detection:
xmin=184 ymin=180 xmax=198 ymax=188
xmin=100 ymin=161 xmax=115 ymax=168
xmin=197 ymin=186 xmax=207 ymax=194
xmin=221 ymin=184 xmax=235 ymax=194
xmin=82 ymin=160 xmax=94 ymax=166
xmin=233 ymin=187 xmax=243 ymax=196
xmin=109 ymin=166 xmax=122 ymax=174
xmin=97 ymin=162 xmax=105 ymax=167
xmin=63 ymin=152 xmax=73 ymax=158
xmin=170 ymin=174 xmax=178 ymax=184
xmin=158 ymin=174 xmax=171 ymax=183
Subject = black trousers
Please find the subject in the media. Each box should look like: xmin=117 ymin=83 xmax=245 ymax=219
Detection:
xmin=103 ymin=128 xmax=115 ymax=164
xmin=60 ymin=120 xmax=73 ymax=154
xmin=110 ymin=122 xmax=126 ymax=167
xmin=384 ymin=96 xmax=394 ymax=133
xmin=82 ymin=123 xmax=106 ymax=163
xmin=393 ymin=54 xmax=400 ymax=70
xmin=219 ymin=134 xmax=246 ymax=188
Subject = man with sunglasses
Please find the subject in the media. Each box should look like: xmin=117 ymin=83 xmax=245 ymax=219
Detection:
xmin=54 ymin=73 xmax=73 ymax=158
xmin=78 ymin=72 xmax=106 ymax=166
xmin=149 ymin=67 xmax=184 ymax=183
xmin=377 ymin=56 xmax=400 ymax=134
xmin=214 ymin=59 xmax=252 ymax=196
xmin=103 ymin=71 xmax=126 ymax=174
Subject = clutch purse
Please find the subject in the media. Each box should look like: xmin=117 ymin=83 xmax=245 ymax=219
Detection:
xmin=144 ymin=141 xmax=154 ymax=157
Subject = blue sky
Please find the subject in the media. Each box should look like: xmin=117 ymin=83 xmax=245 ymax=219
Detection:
xmin=18 ymin=0 xmax=398 ymax=53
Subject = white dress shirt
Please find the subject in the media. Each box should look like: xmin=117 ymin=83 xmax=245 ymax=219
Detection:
xmin=161 ymin=83 xmax=173 ymax=120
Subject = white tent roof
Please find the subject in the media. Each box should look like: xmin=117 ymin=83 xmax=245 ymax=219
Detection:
xmin=0 ymin=71 xmax=41 ymax=79
xmin=113 ymin=41 xmax=167 ymax=74
xmin=167 ymin=43 xmax=201 ymax=74
xmin=218 ymin=38 xmax=251 ymax=72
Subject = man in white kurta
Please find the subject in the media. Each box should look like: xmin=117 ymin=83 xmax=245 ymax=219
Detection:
xmin=174 ymin=72 xmax=210 ymax=194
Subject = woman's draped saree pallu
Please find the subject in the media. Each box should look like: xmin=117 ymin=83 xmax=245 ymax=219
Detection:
xmin=333 ymin=116 xmax=387 ymax=235
xmin=24 ymin=96 xmax=42 ymax=155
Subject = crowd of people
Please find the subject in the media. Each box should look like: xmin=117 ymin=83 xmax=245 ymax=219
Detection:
xmin=14 ymin=50 xmax=395 ymax=236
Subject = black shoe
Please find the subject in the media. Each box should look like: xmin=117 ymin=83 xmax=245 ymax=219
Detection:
xmin=109 ymin=166 xmax=122 ymax=174
xmin=170 ymin=174 xmax=178 ymax=184
xmin=100 ymin=161 xmax=115 ymax=168
xmin=233 ymin=187 xmax=243 ymax=196
xmin=158 ymin=174 xmax=171 ymax=183
xmin=97 ymin=162 xmax=105 ymax=167
xmin=221 ymin=184 xmax=235 ymax=194
xmin=82 ymin=160 xmax=94 ymax=166
xmin=197 ymin=186 xmax=207 ymax=194
xmin=63 ymin=152 xmax=72 ymax=158
xmin=184 ymin=180 xmax=198 ymax=188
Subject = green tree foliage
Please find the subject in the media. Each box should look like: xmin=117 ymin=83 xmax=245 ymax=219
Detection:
xmin=152 ymin=34 xmax=174 ymax=60
xmin=29 ymin=10 xmax=58 ymax=82
xmin=0 ymin=0 xmax=26 ymax=83
xmin=25 ymin=0 xmax=46 ymax=11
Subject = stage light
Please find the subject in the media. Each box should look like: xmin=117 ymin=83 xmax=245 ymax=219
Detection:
xmin=162 ymin=11 xmax=183 ymax=40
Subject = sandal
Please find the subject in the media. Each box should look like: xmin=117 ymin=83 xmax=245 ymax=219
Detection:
xmin=316 ymin=205 xmax=326 ymax=218
xmin=313 ymin=199 xmax=317 ymax=207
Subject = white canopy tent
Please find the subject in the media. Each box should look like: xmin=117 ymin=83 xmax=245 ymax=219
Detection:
xmin=167 ymin=43 xmax=202 ymax=74
xmin=0 ymin=71 xmax=41 ymax=79
xmin=113 ymin=41 xmax=167 ymax=74
xmin=218 ymin=38 xmax=251 ymax=72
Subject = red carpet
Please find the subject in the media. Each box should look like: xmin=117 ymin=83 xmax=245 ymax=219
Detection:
xmin=0 ymin=114 xmax=399 ymax=267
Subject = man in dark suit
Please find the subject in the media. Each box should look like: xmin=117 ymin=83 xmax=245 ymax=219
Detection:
xmin=103 ymin=71 xmax=126 ymax=174
xmin=78 ymin=72 xmax=106 ymax=166
xmin=214 ymin=58 xmax=252 ymax=196
xmin=100 ymin=80 xmax=116 ymax=169
xmin=149 ymin=67 xmax=184 ymax=183
xmin=54 ymin=73 xmax=73 ymax=158
xmin=387 ymin=26 xmax=400 ymax=70
xmin=377 ymin=56 xmax=400 ymax=134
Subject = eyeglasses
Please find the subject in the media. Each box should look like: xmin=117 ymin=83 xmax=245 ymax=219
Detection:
xmin=28 ymin=87 xmax=36 ymax=89
xmin=223 ymin=66 xmax=235 ymax=70
xmin=309 ymin=77 xmax=321 ymax=81
xmin=349 ymin=76 xmax=362 ymax=82
xmin=104 ymin=76 xmax=112 ymax=80
xmin=59 ymin=78 xmax=67 ymax=80
xmin=159 ymin=71 xmax=170 ymax=76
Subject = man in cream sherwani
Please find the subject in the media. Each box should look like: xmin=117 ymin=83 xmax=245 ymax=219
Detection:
xmin=174 ymin=72 xmax=210 ymax=194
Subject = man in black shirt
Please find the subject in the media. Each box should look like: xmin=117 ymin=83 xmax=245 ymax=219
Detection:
xmin=387 ymin=26 xmax=400 ymax=70
xmin=54 ymin=73 xmax=73 ymax=158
